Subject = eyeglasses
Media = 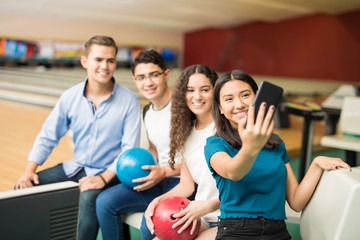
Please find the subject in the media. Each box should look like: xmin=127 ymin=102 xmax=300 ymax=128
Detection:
xmin=134 ymin=71 xmax=165 ymax=81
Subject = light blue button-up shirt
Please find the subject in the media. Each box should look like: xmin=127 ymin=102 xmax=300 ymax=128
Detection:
xmin=28 ymin=79 xmax=141 ymax=176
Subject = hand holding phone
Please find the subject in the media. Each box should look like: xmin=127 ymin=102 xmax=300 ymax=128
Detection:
xmin=253 ymin=81 xmax=284 ymax=123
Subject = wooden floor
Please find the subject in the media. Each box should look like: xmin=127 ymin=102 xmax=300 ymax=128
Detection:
xmin=0 ymin=95 xmax=328 ymax=191
xmin=0 ymin=100 xmax=74 ymax=191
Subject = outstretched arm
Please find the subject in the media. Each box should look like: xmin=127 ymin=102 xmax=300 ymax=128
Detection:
xmin=286 ymin=156 xmax=351 ymax=212
xmin=18 ymin=96 xmax=70 ymax=189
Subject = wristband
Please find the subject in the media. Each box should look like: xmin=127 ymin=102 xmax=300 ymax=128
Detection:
xmin=163 ymin=166 xmax=166 ymax=179
xmin=99 ymin=175 xmax=107 ymax=187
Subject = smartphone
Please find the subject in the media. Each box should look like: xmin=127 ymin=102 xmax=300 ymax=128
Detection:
xmin=253 ymin=81 xmax=284 ymax=123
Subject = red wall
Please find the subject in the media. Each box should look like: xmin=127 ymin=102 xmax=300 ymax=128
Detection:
xmin=184 ymin=28 xmax=233 ymax=70
xmin=184 ymin=10 xmax=360 ymax=82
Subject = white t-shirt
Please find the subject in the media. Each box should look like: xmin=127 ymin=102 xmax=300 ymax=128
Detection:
xmin=143 ymin=101 xmax=181 ymax=167
xmin=183 ymin=121 xmax=220 ymax=222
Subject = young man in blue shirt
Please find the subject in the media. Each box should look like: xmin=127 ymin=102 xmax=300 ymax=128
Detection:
xmin=15 ymin=35 xmax=141 ymax=240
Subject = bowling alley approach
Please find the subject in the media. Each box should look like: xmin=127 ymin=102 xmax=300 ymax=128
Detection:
xmin=1 ymin=1 xmax=360 ymax=240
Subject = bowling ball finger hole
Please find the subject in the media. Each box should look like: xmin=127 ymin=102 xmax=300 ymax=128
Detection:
xmin=170 ymin=214 xmax=176 ymax=220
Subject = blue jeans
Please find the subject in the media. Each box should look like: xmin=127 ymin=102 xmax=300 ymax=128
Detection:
xmin=35 ymin=163 xmax=113 ymax=240
xmin=140 ymin=213 xmax=153 ymax=240
xmin=96 ymin=177 xmax=180 ymax=240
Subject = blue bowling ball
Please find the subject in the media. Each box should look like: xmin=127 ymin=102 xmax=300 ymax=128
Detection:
xmin=116 ymin=148 xmax=157 ymax=188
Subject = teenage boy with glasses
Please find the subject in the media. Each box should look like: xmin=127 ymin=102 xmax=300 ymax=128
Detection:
xmin=96 ymin=49 xmax=182 ymax=240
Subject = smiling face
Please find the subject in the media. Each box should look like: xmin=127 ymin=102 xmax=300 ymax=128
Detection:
xmin=81 ymin=44 xmax=117 ymax=86
xmin=185 ymin=73 xmax=213 ymax=118
xmin=133 ymin=63 xmax=169 ymax=103
xmin=219 ymin=79 xmax=255 ymax=128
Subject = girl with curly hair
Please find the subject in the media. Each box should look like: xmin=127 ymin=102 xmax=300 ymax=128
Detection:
xmin=143 ymin=64 xmax=221 ymax=240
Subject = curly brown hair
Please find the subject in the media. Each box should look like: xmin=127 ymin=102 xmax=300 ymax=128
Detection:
xmin=168 ymin=64 xmax=218 ymax=168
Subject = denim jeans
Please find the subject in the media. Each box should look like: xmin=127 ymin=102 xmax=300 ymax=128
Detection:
xmin=140 ymin=213 xmax=153 ymax=240
xmin=96 ymin=177 xmax=180 ymax=240
xmin=35 ymin=163 xmax=113 ymax=240
xmin=215 ymin=217 xmax=291 ymax=240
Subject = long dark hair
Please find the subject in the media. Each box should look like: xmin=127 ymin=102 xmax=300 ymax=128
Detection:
xmin=169 ymin=64 xmax=218 ymax=168
xmin=212 ymin=69 xmax=282 ymax=149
